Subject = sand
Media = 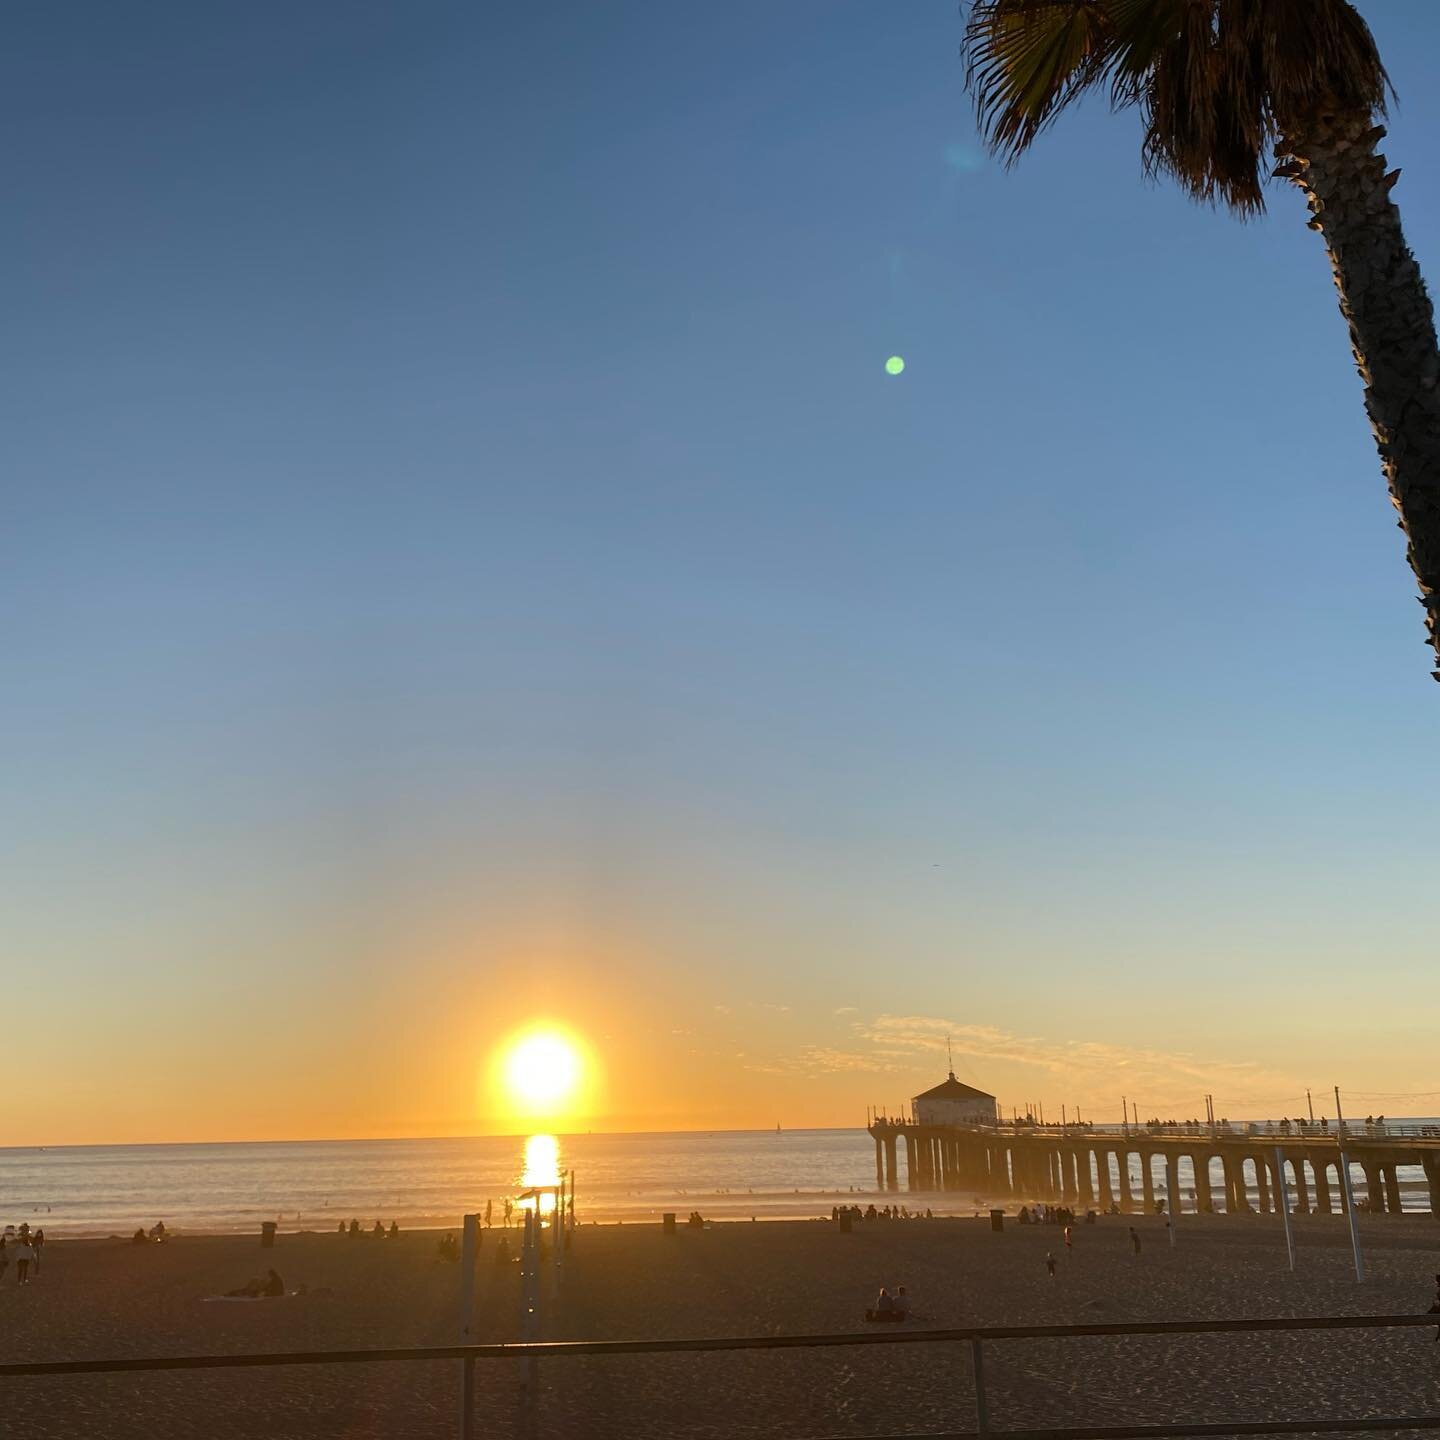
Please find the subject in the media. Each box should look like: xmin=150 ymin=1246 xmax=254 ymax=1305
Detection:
xmin=3 ymin=1212 xmax=1440 ymax=1438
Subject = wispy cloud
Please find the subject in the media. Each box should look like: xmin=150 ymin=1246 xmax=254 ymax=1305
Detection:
xmin=851 ymin=1013 xmax=1299 ymax=1110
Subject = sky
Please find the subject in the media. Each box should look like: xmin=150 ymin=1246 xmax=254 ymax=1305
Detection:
xmin=5 ymin=2 xmax=1440 ymax=1145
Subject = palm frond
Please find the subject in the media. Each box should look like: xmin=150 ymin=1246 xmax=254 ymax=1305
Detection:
xmin=963 ymin=0 xmax=1115 ymax=162
xmin=962 ymin=0 xmax=1391 ymax=218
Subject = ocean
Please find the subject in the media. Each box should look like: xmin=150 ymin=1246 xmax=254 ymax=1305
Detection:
xmin=0 ymin=1129 xmax=880 ymax=1236
xmin=2 ymin=1127 xmax=1431 ymax=1237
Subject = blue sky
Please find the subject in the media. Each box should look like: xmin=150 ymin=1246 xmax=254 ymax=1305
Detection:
xmin=4 ymin=2 xmax=1439 ymax=1142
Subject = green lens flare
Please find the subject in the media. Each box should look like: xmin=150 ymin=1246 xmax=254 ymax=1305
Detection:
xmin=885 ymin=355 xmax=905 ymax=376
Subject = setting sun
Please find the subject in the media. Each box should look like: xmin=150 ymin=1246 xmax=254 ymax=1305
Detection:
xmin=495 ymin=1027 xmax=587 ymax=1119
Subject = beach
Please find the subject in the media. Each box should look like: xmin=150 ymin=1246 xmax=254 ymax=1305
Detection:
xmin=4 ymin=1212 xmax=1440 ymax=1438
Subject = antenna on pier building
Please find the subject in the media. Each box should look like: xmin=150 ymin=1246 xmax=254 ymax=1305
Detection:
xmin=946 ymin=1034 xmax=954 ymax=1078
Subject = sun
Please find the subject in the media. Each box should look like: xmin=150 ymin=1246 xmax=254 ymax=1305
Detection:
xmin=496 ymin=1027 xmax=586 ymax=1119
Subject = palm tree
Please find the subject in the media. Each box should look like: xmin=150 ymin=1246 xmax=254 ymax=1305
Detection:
xmin=964 ymin=1 xmax=1440 ymax=680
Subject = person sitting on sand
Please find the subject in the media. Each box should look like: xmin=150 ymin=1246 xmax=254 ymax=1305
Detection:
xmin=150 ymin=1221 xmax=167 ymax=1241
xmin=263 ymin=1268 xmax=284 ymax=1297
xmin=388 ymin=1220 xmax=399 ymax=1239
xmin=874 ymin=1287 xmax=895 ymax=1316
xmin=893 ymin=1286 xmax=910 ymax=1318
xmin=372 ymin=1220 xmax=384 ymax=1237
xmin=349 ymin=1219 xmax=360 ymax=1237
xmin=132 ymin=1228 xmax=147 ymax=1245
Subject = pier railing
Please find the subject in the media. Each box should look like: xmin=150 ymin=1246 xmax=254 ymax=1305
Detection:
xmin=872 ymin=1119 xmax=1440 ymax=1143
xmin=4 ymin=1312 xmax=1440 ymax=1438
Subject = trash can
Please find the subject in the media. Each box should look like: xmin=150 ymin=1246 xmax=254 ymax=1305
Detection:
xmin=662 ymin=1212 xmax=677 ymax=1235
xmin=839 ymin=1210 xmax=853 ymax=1233
xmin=261 ymin=1221 xmax=277 ymax=1248
xmin=989 ymin=1209 xmax=1005 ymax=1233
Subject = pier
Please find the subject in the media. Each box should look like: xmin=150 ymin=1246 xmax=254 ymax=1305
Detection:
xmin=866 ymin=1117 xmax=1440 ymax=1215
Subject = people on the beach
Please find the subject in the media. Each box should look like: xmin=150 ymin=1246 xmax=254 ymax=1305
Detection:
xmin=0 ymin=1236 xmax=7 ymax=1282
xmin=1064 ymin=1224 xmax=1073 ymax=1252
xmin=484 ymin=1200 xmax=493 ymax=1229
xmin=1129 ymin=1227 xmax=1142 ymax=1256
xmin=349 ymin=1219 xmax=360 ymax=1237
xmin=388 ymin=1220 xmax=399 ymax=1239
xmin=31 ymin=1229 xmax=43 ymax=1275
xmin=150 ymin=1221 xmax=167 ymax=1241
xmin=225 ymin=1268 xmax=284 ymax=1298
xmin=894 ymin=1285 xmax=910 ymax=1317
xmin=1045 ymin=1251 xmax=1057 ymax=1277
xmin=874 ymin=1287 xmax=895 ymax=1315
xmin=372 ymin=1220 xmax=384 ymax=1237
xmin=15 ymin=1239 xmax=35 ymax=1285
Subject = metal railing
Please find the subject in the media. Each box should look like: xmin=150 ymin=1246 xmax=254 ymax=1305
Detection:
xmin=872 ymin=1120 xmax=1440 ymax=1145
xmin=4 ymin=1312 xmax=1440 ymax=1438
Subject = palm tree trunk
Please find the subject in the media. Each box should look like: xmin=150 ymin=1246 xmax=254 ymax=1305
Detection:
xmin=1278 ymin=107 xmax=1440 ymax=679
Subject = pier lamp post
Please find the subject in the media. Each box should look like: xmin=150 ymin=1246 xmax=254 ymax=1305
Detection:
xmin=1334 ymin=1086 xmax=1365 ymax=1282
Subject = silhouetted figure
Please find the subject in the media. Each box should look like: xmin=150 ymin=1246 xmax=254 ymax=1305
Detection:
xmin=338 ymin=1221 xmax=347 ymax=1235
xmin=1045 ymin=1251 xmax=1057 ymax=1277
xmin=31 ymin=1230 xmax=43 ymax=1275
xmin=484 ymin=1200 xmax=493 ymax=1228
xmin=1130 ymin=1227 xmax=1142 ymax=1256
xmin=388 ymin=1221 xmax=399 ymax=1239
xmin=372 ymin=1220 xmax=384 ymax=1237
xmin=263 ymin=1268 xmax=284 ymax=1297
xmin=894 ymin=1285 xmax=910 ymax=1317
xmin=349 ymin=1219 xmax=360 ymax=1237
xmin=132 ymin=1228 xmax=147 ymax=1245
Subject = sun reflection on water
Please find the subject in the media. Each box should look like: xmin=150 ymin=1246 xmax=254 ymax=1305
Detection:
xmin=519 ymin=1133 xmax=560 ymax=1214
